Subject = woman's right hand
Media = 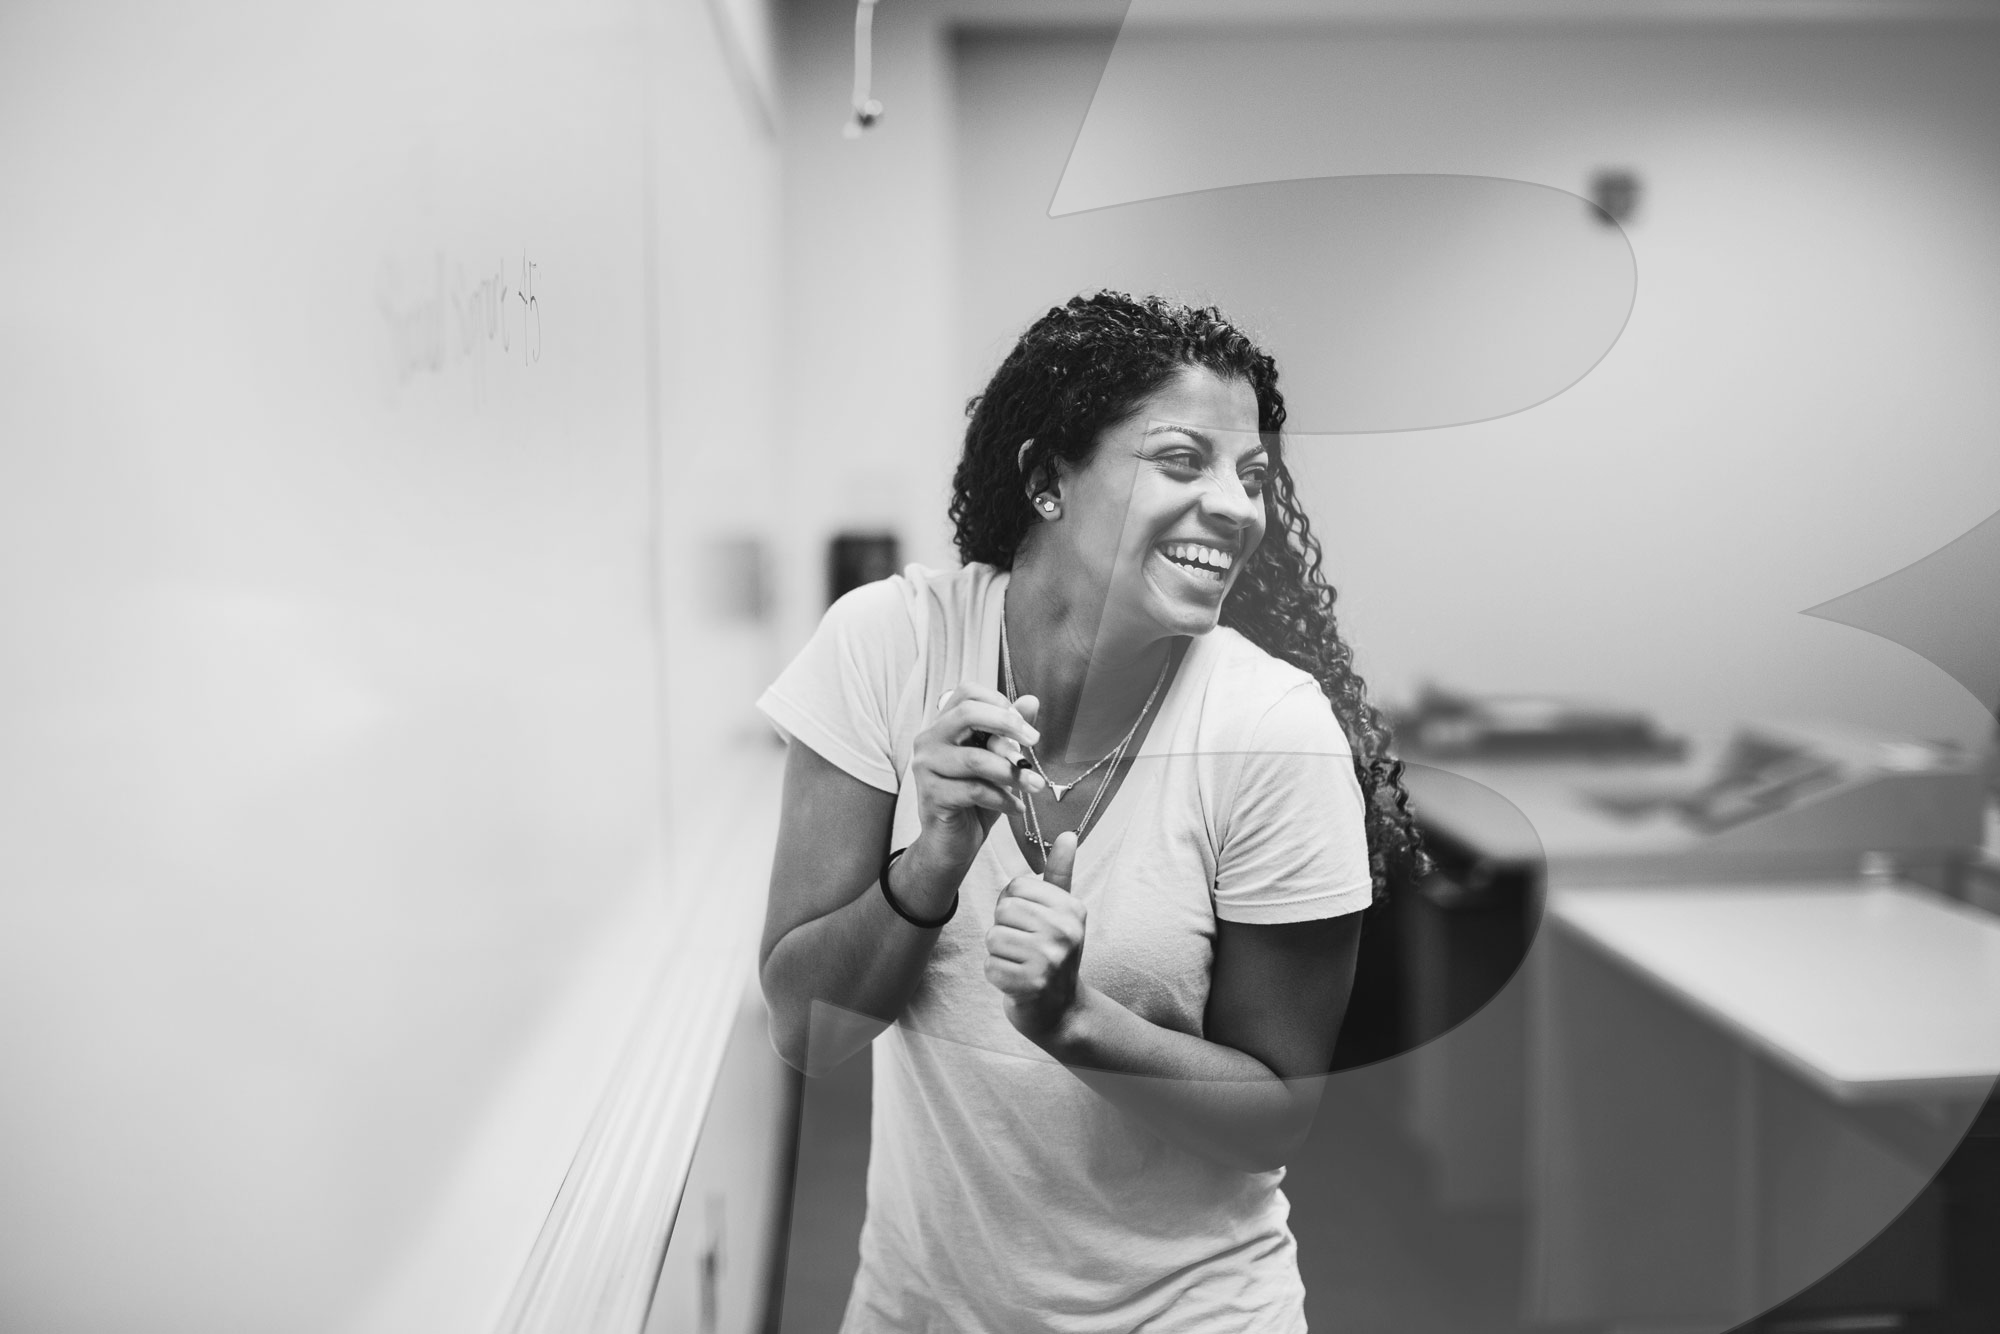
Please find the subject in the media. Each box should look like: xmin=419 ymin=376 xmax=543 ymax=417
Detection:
xmin=908 ymin=685 xmax=1045 ymax=871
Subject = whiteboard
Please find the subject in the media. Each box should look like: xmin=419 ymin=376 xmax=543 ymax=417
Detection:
xmin=0 ymin=2 xmax=774 ymax=1329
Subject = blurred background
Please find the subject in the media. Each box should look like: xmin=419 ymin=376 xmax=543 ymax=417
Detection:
xmin=5 ymin=0 xmax=2000 ymax=1331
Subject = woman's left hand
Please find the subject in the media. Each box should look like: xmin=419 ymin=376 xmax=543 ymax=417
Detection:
xmin=984 ymin=832 xmax=1086 ymax=1042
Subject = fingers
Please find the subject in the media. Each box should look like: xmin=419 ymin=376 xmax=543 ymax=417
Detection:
xmin=985 ymin=864 xmax=1086 ymax=1020
xmin=983 ymin=925 xmax=1074 ymax=979
xmin=930 ymin=777 xmax=1022 ymax=817
xmin=983 ymin=924 xmax=1041 ymax=965
xmin=991 ymin=890 xmax=1081 ymax=934
xmin=920 ymin=688 xmax=1045 ymax=819
xmin=984 ymin=892 xmax=1085 ymax=999
xmin=1041 ymin=830 xmax=1078 ymax=894
xmin=989 ymin=887 xmax=1085 ymax=982
xmin=934 ymin=686 xmax=1039 ymax=750
xmin=929 ymin=744 xmax=1045 ymax=796
xmin=998 ymin=872 xmax=1078 ymax=913
xmin=919 ymin=687 xmax=1049 ymax=828
xmin=939 ymin=683 xmax=1013 ymax=710
xmin=913 ymin=762 xmax=1031 ymax=827
xmin=983 ymin=955 xmax=1039 ymax=995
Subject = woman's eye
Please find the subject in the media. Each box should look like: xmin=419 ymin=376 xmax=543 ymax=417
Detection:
xmin=1240 ymin=466 xmax=1270 ymax=493
xmin=1159 ymin=452 xmax=1203 ymax=474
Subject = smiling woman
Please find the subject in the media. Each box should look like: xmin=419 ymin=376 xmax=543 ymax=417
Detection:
xmin=754 ymin=292 xmax=1425 ymax=1333
xmin=1042 ymin=366 xmax=1268 ymax=646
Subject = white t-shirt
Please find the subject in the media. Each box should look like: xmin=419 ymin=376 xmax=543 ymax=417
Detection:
xmin=757 ymin=563 xmax=1373 ymax=1334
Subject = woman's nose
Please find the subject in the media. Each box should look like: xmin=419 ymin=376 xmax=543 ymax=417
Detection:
xmin=1200 ymin=472 xmax=1259 ymax=529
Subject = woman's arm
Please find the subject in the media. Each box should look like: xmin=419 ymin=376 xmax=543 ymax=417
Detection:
xmin=1059 ymin=913 xmax=1361 ymax=1172
xmin=760 ymin=687 xmax=1042 ymax=1072
xmin=757 ymin=742 xmax=919 ymax=1072
xmin=987 ymin=838 xmax=1362 ymax=1171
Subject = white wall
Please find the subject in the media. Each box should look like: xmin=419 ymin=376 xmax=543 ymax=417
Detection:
xmin=1037 ymin=19 xmax=2000 ymax=745
xmin=780 ymin=0 xmax=2000 ymax=746
xmin=655 ymin=0 xmax=786 ymax=829
xmin=0 ymin=1 xmax=779 ymax=1329
xmin=773 ymin=0 xmax=964 ymax=656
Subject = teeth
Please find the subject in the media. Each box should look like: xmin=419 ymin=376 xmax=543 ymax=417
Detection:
xmin=1163 ymin=542 xmax=1231 ymax=572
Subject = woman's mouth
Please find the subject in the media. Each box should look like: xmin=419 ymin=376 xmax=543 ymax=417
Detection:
xmin=1155 ymin=541 xmax=1234 ymax=585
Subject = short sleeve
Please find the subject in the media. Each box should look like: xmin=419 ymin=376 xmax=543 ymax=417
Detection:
xmin=1212 ymin=680 xmax=1375 ymax=924
xmin=756 ymin=577 xmax=920 ymax=794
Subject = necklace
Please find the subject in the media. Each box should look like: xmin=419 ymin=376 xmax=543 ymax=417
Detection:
xmin=1000 ymin=599 xmax=1172 ymax=859
xmin=1020 ymin=726 xmax=1134 ymax=858
xmin=999 ymin=605 xmax=1169 ymax=802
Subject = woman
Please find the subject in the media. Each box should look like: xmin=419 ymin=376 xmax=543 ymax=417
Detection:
xmin=757 ymin=292 xmax=1424 ymax=1332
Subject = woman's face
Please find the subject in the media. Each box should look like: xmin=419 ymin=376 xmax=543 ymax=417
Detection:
xmin=1047 ymin=365 xmax=1269 ymax=645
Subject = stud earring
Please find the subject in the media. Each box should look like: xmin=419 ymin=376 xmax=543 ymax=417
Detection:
xmin=1037 ymin=496 xmax=1060 ymax=518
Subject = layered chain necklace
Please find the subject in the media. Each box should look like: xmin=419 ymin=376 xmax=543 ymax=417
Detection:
xmin=999 ymin=602 xmax=1171 ymax=858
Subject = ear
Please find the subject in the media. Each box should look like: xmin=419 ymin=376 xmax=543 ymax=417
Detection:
xmin=1019 ymin=442 xmax=1067 ymax=505
xmin=1024 ymin=473 xmax=1064 ymax=522
xmin=1017 ymin=439 xmax=1052 ymax=499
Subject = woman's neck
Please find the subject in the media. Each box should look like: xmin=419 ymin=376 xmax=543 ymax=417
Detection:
xmin=1003 ymin=554 xmax=1175 ymax=766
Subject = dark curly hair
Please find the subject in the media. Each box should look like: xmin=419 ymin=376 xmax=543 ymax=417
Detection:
xmin=950 ymin=292 xmax=1428 ymax=897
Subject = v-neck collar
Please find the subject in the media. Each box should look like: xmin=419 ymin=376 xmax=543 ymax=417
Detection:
xmin=980 ymin=570 xmax=1206 ymax=883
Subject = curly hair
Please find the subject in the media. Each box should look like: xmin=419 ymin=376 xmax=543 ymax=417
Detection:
xmin=951 ymin=291 xmax=1428 ymax=896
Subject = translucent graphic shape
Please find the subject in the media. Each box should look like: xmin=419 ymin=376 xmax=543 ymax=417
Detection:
xmin=1003 ymin=176 xmax=1636 ymax=434
xmin=950 ymin=1 xmax=1640 ymax=434
xmin=941 ymin=16 xmax=1995 ymax=1320
xmin=799 ymin=763 xmax=1549 ymax=1081
xmin=1531 ymin=885 xmax=1998 ymax=1332
xmin=1013 ymin=424 xmax=1555 ymax=1086
xmin=1802 ymin=505 xmax=2000 ymax=715
xmin=804 ymin=997 xmax=891 ymax=1078
xmin=1372 ymin=764 xmax=1548 ymax=1056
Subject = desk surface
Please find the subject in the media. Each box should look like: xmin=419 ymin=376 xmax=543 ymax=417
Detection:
xmin=1405 ymin=752 xmax=1979 ymax=885
xmin=1405 ymin=758 xmax=1700 ymax=863
xmin=1550 ymin=882 xmax=2000 ymax=1103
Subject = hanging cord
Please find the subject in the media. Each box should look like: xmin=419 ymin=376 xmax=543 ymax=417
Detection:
xmin=844 ymin=0 xmax=884 ymax=138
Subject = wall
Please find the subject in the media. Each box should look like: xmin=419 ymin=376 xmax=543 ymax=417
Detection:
xmin=774 ymin=0 xmax=958 ymax=656
xmin=780 ymin=0 xmax=2000 ymax=746
xmin=0 ymin=1 xmax=779 ymax=1330
xmin=1030 ymin=16 xmax=2000 ymax=744
xmin=653 ymin=0 xmax=786 ymax=830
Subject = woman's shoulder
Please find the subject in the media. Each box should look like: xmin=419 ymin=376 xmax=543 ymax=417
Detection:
xmin=822 ymin=561 xmax=998 ymax=634
xmin=1190 ymin=627 xmax=1349 ymax=752
xmin=893 ymin=560 xmax=1002 ymax=610
xmin=1194 ymin=625 xmax=1319 ymax=705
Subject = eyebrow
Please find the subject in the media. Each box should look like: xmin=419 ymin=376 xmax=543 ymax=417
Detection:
xmin=1142 ymin=422 xmax=1268 ymax=456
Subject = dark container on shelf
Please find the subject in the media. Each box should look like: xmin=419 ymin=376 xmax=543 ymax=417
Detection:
xmin=827 ymin=532 xmax=900 ymax=607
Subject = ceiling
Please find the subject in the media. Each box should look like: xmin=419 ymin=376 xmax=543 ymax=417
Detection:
xmin=933 ymin=0 xmax=2000 ymax=29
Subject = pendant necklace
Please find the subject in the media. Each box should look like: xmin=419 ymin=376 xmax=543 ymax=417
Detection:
xmin=1000 ymin=599 xmax=1171 ymax=857
xmin=1021 ymin=726 xmax=1131 ymax=859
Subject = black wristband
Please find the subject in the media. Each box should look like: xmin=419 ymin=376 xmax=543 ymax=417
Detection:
xmin=879 ymin=846 xmax=957 ymax=929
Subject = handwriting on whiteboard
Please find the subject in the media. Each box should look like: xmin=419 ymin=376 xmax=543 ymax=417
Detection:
xmin=378 ymin=249 xmax=542 ymax=390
